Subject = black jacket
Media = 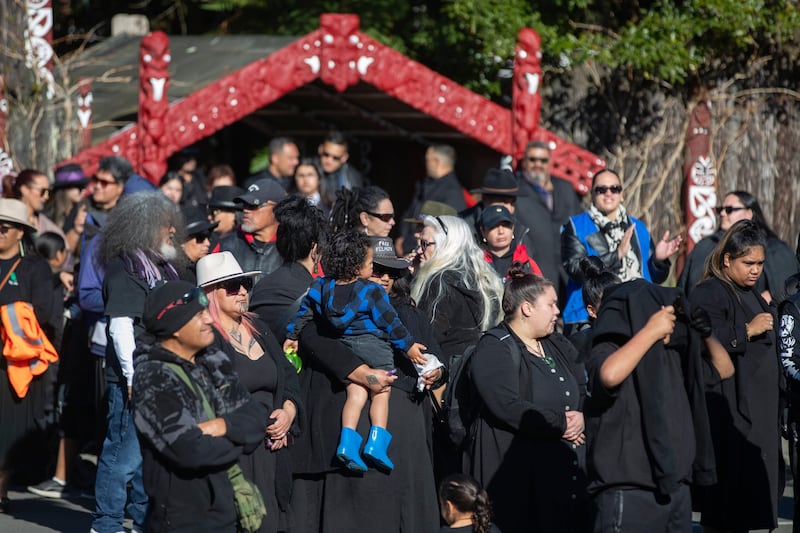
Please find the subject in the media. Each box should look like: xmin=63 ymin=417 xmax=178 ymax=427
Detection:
xmin=513 ymin=175 xmax=582 ymax=287
xmin=132 ymin=344 xmax=268 ymax=532
xmin=218 ymin=229 xmax=283 ymax=281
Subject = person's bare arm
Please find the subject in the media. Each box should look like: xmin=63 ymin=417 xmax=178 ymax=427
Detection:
xmin=705 ymin=336 xmax=735 ymax=379
xmin=599 ymin=306 xmax=676 ymax=389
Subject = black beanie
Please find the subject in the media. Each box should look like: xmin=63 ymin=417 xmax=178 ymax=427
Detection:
xmin=143 ymin=281 xmax=209 ymax=339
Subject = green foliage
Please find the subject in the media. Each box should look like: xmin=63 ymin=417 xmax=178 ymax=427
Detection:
xmin=186 ymin=0 xmax=799 ymax=96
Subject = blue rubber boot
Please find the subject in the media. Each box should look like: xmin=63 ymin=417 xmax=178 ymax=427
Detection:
xmin=362 ymin=426 xmax=394 ymax=471
xmin=336 ymin=428 xmax=367 ymax=473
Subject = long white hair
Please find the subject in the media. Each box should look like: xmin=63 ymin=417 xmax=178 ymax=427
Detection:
xmin=410 ymin=215 xmax=504 ymax=331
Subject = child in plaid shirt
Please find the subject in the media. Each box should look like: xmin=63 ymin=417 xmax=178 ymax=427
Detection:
xmin=284 ymin=231 xmax=425 ymax=472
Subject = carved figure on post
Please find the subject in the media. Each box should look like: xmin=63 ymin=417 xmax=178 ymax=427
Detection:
xmin=139 ymin=31 xmax=171 ymax=183
xmin=77 ymin=78 xmax=93 ymax=151
xmin=683 ymin=98 xmax=715 ymax=254
xmin=512 ymin=28 xmax=543 ymax=163
xmin=319 ymin=14 xmax=361 ymax=92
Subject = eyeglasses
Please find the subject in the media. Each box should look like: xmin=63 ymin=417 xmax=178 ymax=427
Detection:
xmin=371 ymin=267 xmax=404 ymax=280
xmin=418 ymin=239 xmax=436 ymax=251
xmin=320 ymin=151 xmax=344 ymax=162
xmin=593 ymin=185 xmax=622 ymax=195
xmin=0 ymin=224 xmax=19 ymax=235
xmin=714 ymin=205 xmax=747 ymax=215
xmin=366 ymin=211 xmax=395 ymax=223
xmin=526 ymin=156 xmax=550 ymax=164
xmin=91 ymin=176 xmax=117 ymax=188
xmin=27 ymin=186 xmax=51 ymax=197
xmin=193 ymin=232 xmax=213 ymax=243
xmin=219 ymin=277 xmax=254 ymax=296
xmin=155 ymin=287 xmax=209 ymax=320
xmin=435 ymin=216 xmax=449 ymax=235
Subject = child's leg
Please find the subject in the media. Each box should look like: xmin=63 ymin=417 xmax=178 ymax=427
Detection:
xmin=368 ymin=388 xmax=391 ymax=428
xmin=342 ymin=383 xmax=369 ymax=430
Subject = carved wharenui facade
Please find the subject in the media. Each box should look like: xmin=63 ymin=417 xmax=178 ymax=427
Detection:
xmin=63 ymin=14 xmax=605 ymax=190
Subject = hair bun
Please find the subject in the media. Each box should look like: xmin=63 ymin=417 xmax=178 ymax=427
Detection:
xmin=507 ymin=262 xmax=528 ymax=280
xmin=579 ymin=256 xmax=605 ymax=281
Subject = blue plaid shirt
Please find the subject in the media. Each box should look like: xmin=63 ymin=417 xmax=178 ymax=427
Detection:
xmin=286 ymin=277 xmax=413 ymax=351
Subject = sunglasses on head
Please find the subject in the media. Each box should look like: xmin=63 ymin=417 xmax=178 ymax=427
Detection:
xmin=366 ymin=211 xmax=395 ymax=223
xmin=155 ymin=287 xmax=209 ymax=320
xmin=435 ymin=215 xmax=449 ymax=235
xmin=593 ymin=185 xmax=622 ymax=195
xmin=219 ymin=277 xmax=254 ymax=296
xmin=714 ymin=205 xmax=746 ymax=215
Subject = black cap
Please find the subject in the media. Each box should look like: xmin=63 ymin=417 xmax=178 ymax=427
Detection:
xmin=182 ymin=206 xmax=219 ymax=237
xmin=369 ymin=236 xmax=411 ymax=271
xmin=143 ymin=281 xmax=209 ymax=339
xmin=234 ymin=179 xmax=286 ymax=207
xmin=479 ymin=205 xmax=515 ymax=230
xmin=208 ymin=186 xmax=245 ymax=210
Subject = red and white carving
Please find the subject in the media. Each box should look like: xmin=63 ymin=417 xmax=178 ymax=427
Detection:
xmin=25 ymin=1 xmax=54 ymax=98
xmin=61 ymin=14 xmax=605 ymax=189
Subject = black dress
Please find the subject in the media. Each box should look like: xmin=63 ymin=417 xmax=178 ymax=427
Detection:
xmin=468 ymin=323 xmax=587 ymax=533
xmin=691 ymin=277 xmax=782 ymax=530
xmin=0 ymin=254 xmax=59 ymax=471
xmin=212 ymin=318 xmax=303 ymax=533
xmin=290 ymin=320 xmax=440 ymax=533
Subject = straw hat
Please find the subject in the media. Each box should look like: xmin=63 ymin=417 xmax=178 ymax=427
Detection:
xmin=0 ymin=198 xmax=36 ymax=232
xmin=196 ymin=251 xmax=260 ymax=287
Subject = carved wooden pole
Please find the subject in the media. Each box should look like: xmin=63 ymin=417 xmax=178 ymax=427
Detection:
xmin=77 ymin=78 xmax=93 ymax=151
xmin=683 ymin=98 xmax=716 ymax=256
xmin=512 ymin=28 xmax=543 ymax=165
xmin=0 ymin=76 xmax=7 ymax=152
xmin=138 ymin=31 xmax=171 ymax=183
xmin=26 ymin=1 xmax=55 ymax=98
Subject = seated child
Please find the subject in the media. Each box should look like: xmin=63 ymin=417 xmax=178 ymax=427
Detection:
xmin=284 ymin=230 xmax=426 ymax=472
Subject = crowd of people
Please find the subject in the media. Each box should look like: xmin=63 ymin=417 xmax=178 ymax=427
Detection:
xmin=0 ymin=131 xmax=799 ymax=533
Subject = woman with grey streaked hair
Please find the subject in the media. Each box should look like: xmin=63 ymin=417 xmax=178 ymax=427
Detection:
xmin=411 ymin=215 xmax=504 ymax=364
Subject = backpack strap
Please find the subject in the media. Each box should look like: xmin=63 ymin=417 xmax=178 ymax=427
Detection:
xmin=484 ymin=326 xmax=522 ymax=371
xmin=164 ymin=362 xmax=216 ymax=421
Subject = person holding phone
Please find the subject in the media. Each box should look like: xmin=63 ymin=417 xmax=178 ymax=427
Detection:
xmin=197 ymin=252 xmax=303 ymax=533
xmin=561 ymin=169 xmax=682 ymax=334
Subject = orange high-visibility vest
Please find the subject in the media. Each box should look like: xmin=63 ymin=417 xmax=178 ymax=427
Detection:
xmin=1 ymin=301 xmax=58 ymax=398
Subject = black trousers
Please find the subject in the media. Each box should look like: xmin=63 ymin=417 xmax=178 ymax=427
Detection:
xmin=591 ymin=484 xmax=692 ymax=533
xmin=788 ymin=407 xmax=800 ymax=533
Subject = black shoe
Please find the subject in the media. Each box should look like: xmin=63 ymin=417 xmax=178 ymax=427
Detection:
xmin=0 ymin=497 xmax=10 ymax=513
xmin=28 ymin=478 xmax=70 ymax=498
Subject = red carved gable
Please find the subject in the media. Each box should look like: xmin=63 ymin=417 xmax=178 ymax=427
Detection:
xmin=62 ymin=14 xmax=604 ymax=192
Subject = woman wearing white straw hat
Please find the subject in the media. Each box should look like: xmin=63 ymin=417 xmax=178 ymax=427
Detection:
xmin=0 ymin=198 xmax=61 ymax=513
xmin=197 ymin=251 xmax=303 ymax=533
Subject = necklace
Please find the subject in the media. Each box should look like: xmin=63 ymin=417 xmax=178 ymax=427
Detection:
xmin=522 ymin=339 xmax=556 ymax=369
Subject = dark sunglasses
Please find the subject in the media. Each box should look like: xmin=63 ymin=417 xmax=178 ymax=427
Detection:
xmin=593 ymin=185 xmax=622 ymax=195
xmin=526 ymin=156 xmax=550 ymax=164
xmin=0 ymin=224 xmax=20 ymax=235
xmin=366 ymin=211 xmax=395 ymax=223
xmin=714 ymin=205 xmax=747 ymax=215
xmin=91 ymin=176 xmax=117 ymax=187
xmin=219 ymin=277 xmax=254 ymax=296
xmin=371 ymin=267 xmax=404 ymax=280
xmin=193 ymin=231 xmax=213 ymax=243
xmin=28 ymin=186 xmax=51 ymax=197
xmin=155 ymin=287 xmax=208 ymax=320
xmin=321 ymin=151 xmax=344 ymax=162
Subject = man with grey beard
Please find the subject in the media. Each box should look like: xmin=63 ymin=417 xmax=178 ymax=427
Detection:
xmin=218 ymin=178 xmax=287 ymax=281
xmin=514 ymin=140 xmax=582 ymax=302
xmin=90 ymin=191 xmax=183 ymax=533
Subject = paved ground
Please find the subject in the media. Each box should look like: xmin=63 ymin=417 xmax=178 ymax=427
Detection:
xmin=0 ymin=488 xmax=794 ymax=532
